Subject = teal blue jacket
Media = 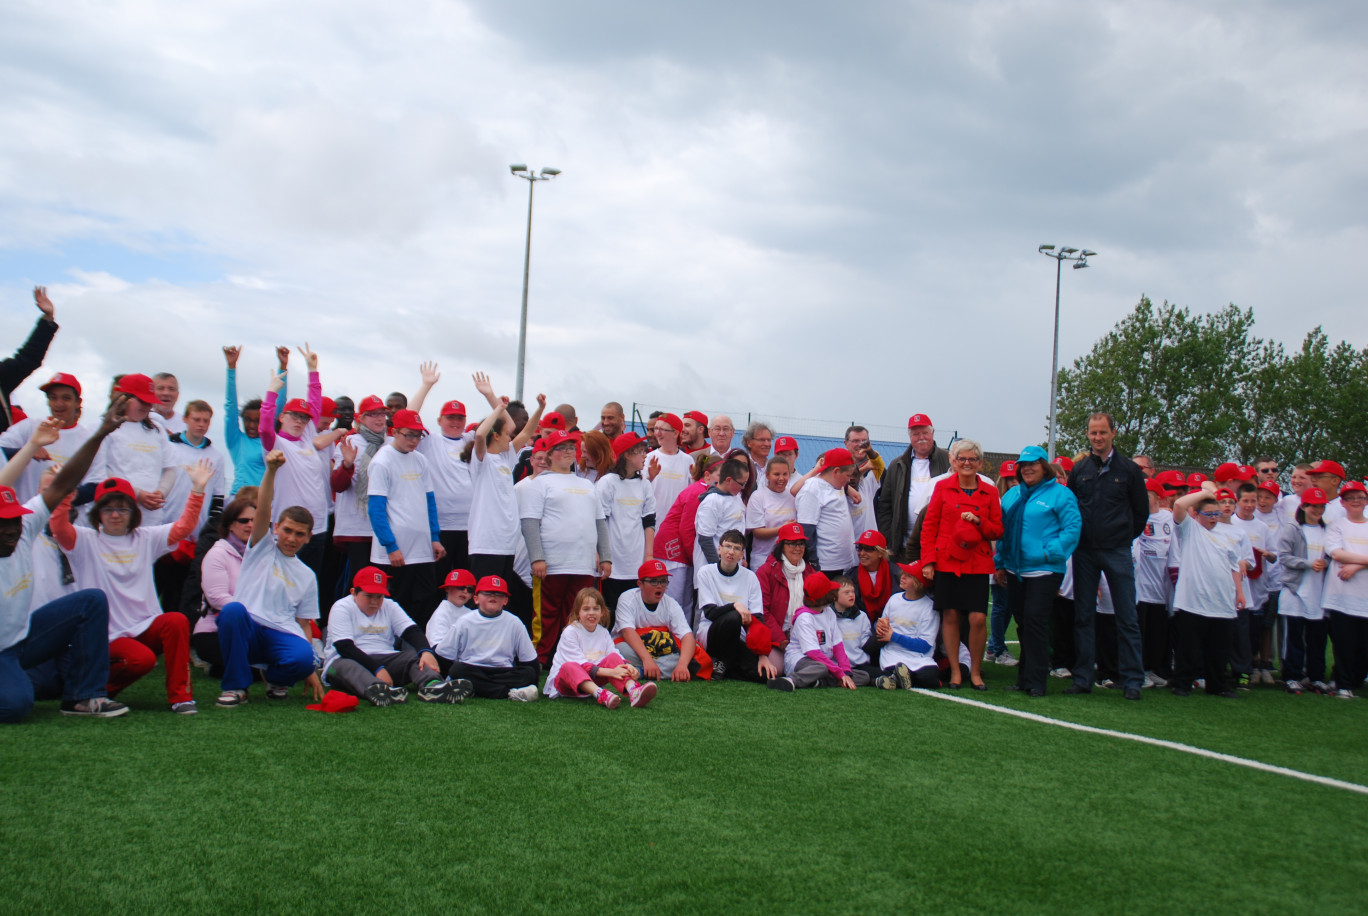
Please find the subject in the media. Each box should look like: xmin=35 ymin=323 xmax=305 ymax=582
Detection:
xmin=995 ymin=477 xmax=1082 ymax=576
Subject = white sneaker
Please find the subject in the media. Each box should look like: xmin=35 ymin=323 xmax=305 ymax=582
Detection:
xmin=1332 ymin=688 xmax=1355 ymax=699
xmin=171 ymin=701 xmax=198 ymax=715
xmin=1049 ymin=667 xmax=1072 ymax=679
xmin=1195 ymin=678 xmax=1206 ymax=689
xmin=507 ymin=685 xmax=539 ymax=703
xmin=996 ymin=650 xmax=1019 ymax=667
xmin=1143 ymin=670 xmax=1168 ymax=689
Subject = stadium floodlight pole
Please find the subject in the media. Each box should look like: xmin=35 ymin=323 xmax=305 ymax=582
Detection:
xmin=510 ymin=164 xmax=562 ymax=401
xmin=1038 ymin=244 xmax=1097 ymax=461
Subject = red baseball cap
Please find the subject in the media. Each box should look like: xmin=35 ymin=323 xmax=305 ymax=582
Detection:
xmin=612 ymin=431 xmax=647 ymax=458
xmin=745 ymin=619 xmax=772 ymax=656
xmin=39 ymin=372 xmax=81 ymax=397
xmin=907 ymin=413 xmax=933 ymax=429
xmin=93 ymin=478 xmax=138 ymax=504
xmin=1311 ymin=459 xmax=1347 ymax=479
xmin=998 ymin=461 xmax=1017 ymax=477
xmin=896 ymin=560 xmax=929 ymax=586
xmin=1213 ymin=462 xmax=1254 ymax=483
xmin=352 ymin=566 xmax=390 ymax=595
xmin=439 ymin=400 xmax=467 ymax=417
xmin=777 ymin=521 xmax=807 ymax=542
xmin=638 ymin=559 xmax=670 ymax=580
xmin=306 ymin=690 xmax=360 ymax=713
xmin=357 ymin=395 xmax=385 ymax=415
xmin=441 ymin=569 xmax=477 ymax=590
xmin=390 ymin=409 xmax=426 ymax=434
xmin=541 ymin=412 xmax=568 ymax=431
xmin=820 ymin=448 xmax=855 ymax=470
xmin=0 ymin=486 xmax=33 ymax=519
xmin=855 ymin=530 xmax=887 ymax=549
xmin=683 ymin=410 xmax=708 ymax=428
xmin=803 ymin=571 xmax=836 ymax=604
xmin=543 ymin=430 xmax=578 ymax=452
xmin=114 ymin=373 xmax=157 ymax=405
xmin=320 ymin=397 xmax=337 ymax=420
xmin=1257 ymin=480 xmax=1282 ymax=496
xmin=465 ymin=422 xmax=478 ymax=433
xmin=281 ymin=398 xmax=312 ymax=417
xmin=1339 ymin=480 xmax=1367 ymax=497
xmin=1300 ymin=487 xmax=1329 ymax=506
xmin=1054 ymin=456 xmax=1075 ymax=472
xmin=532 ymin=436 xmax=553 ymax=454
xmin=655 ymin=413 xmax=683 ymax=435
xmin=1156 ymin=469 xmax=1186 ymax=489
xmin=1186 ymin=472 xmax=1208 ymax=487
xmin=1145 ymin=479 xmax=1167 ymax=495
xmin=774 ymin=436 xmax=798 ymax=453
xmin=1214 ymin=488 xmax=1237 ymax=501
xmin=475 ymin=575 xmax=509 ymax=595
xmin=8 ymin=406 xmax=25 ymax=422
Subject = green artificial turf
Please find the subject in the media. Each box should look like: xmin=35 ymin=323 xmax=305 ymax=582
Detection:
xmin=2 ymin=661 xmax=1366 ymax=916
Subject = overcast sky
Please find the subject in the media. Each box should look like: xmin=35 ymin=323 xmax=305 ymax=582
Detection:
xmin=2 ymin=0 xmax=1364 ymax=453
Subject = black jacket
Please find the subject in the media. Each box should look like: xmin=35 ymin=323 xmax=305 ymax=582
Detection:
xmin=1 ymin=316 xmax=59 ymax=433
xmin=874 ymin=444 xmax=950 ymax=561
xmin=1067 ymin=448 xmax=1148 ymax=550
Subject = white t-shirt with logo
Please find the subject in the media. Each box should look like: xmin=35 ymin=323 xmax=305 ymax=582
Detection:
xmin=597 ymin=473 xmax=656 ymax=582
xmin=796 ymin=477 xmax=857 ymax=572
xmin=693 ymin=490 xmax=745 ymax=579
xmin=271 ymin=425 xmax=330 ymax=535
xmin=784 ymin=606 xmax=844 ymax=674
xmin=521 ymin=471 xmax=604 ymax=576
xmin=232 ymin=533 xmax=319 ymax=637
xmin=0 ymin=496 xmax=51 ymax=651
xmin=416 ymin=432 xmax=473 ymax=531
xmin=745 ymin=484 xmax=796 ymax=567
xmin=878 ymin=592 xmax=940 ymax=672
xmin=1133 ymin=508 xmax=1178 ymax=606
xmin=104 ymin=421 xmax=177 ymax=525
xmin=646 ymin=449 xmax=694 ymax=520
xmin=332 ymin=434 xmax=374 ymax=539
xmin=162 ymin=439 xmax=228 ymax=538
xmin=544 ymin=622 xmax=616 ymax=698
xmin=612 ymin=589 xmax=691 ymax=643
xmin=427 ymin=598 xmax=473 ymax=653
xmin=1322 ymin=517 xmax=1368 ymax=617
xmin=368 ymin=446 xmax=436 ymax=565
xmin=62 ymin=523 xmax=176 ymax=639
xmin=468 ymin=447 xmax=519 ymax=555
xmin=837 ymin=612 xmax=872 ymax=666
xmin=1173 ymin=516 xmax=1242 ymax=619
xmin=1231 ymin=514 xmax=1273 ymax=609
xmin=441 ymin=609 xmax=537 ymax=667
xmin=323 ymin=594 xmax=419 ymax=673
xmin=849 ymin=469 xmax=879 ymax=536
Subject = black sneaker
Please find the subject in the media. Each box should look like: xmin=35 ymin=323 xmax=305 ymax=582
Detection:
xmin=711 ymin=659 xmax=727 ymax=681
xmin=1123 ymin=686 xmax=1142 ymax=701
xmin=767 ymin=676 xmax=796 ymax=692
xmin=1062 ymin=684 xmax=1091 ymax=695
xmin=1170 ymin=686 xmax=1192 ymax=697
xmin=363 ymin=683 xmax=395 ymax=707
xmin=60 ymin=696 xmax=129 ymax=718
xmin=417 ymin=678 xmax=465 ymax=704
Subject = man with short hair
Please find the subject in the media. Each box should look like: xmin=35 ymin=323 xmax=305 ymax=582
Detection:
xmin=741 ymin=422 xmax=774 ymax=491
xmin=1253 ymin=456 xmax=1280 ymax=490
xmin=1133 ymin=455 xmax=1156 ymax=479
xmin=150 ymin=372 xmax=186 ymax=435
xmin=367 ymin=409 xmax=445 ymax=626
xmin=707 ymin=415 xmax=736 ymax=458
xmin=0 ymin=371 xmax=104 ymax=504
xmin=384 ymin=392 xmax=408 ymax=425
xmin=844 ymin=425 xmax=881 ymax=536
xmin=874 ymin=414 xmax=949 ymax=562
xmin=1309 ymin=459 xmax=1348 ymax=525
xmin=681 ymin=410 xmax=709 ymax=454
xmin=1066 ymin=412 xmax=1149 ymax=700
xmin=599 ymin=402 xmax=626 ymax=440
xmin=798 ymin=448 xmax=859 ymax=576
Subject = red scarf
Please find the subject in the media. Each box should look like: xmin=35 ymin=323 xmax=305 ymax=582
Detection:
xmin=858 ymin=560 xmax=892 ymax=622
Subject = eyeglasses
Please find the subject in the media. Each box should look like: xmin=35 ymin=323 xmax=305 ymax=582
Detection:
xmin=550 ymin=445 xmax=576 ymax=454
xmin=1198 ymin=510 xmax=1222 ymax=518
xmin=855 ymin=545 xmax=881 ymax=552
xmin=395 ymin=430 xmax=423 ymax=440
xmin=641 ymin=577 xmax=670 ymax=587
xmin=955 ymin=456 xmax=981 ymax=464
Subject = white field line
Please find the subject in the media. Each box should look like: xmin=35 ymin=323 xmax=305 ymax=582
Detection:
xmin=912 ymin=689 xmax=1368 ymax=797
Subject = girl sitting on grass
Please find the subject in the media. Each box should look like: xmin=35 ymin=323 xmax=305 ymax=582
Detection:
xmin=769 ymin=571 xmax=871 ymax=691
xmin=546 ymin=587 xmax=657 ymax=709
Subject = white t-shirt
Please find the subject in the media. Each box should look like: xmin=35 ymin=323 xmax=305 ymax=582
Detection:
xmin=1322 ymin=517 xmax=1368 ymax=617
xmin=544 ymin=622 xmax=616 ymax=698
xmin=597 ymin=473 xmax=655 ymax=582
xmin=331 ymin=434 xmax=374 ymax=539
xmin=693 ymin=562 xmax=764 ymax=647
xmin=906 ymin=456 xmax=935 ymax=521
xmin=612 ymin=588 xmax=691 ymax=644
xmin=323 ymin=594 xmax=418 ymax=673
xmin=468 ymin=447 xmax=519 ymax=555
xmin=837 ymin=612 xmax=872 ymax=666
xmin=29 ymin=530 xmax=76 ymax=612
xmin=62 ymin=523 xmax=176 ymax=639
xmin=232 ymin=533 xmax=319 ymax=636
xmin=0 ymin=496 xmax=51 ymax=651
xmin=1173 ymin=516 xmax=1241 ymax=619
xmin=646 ymin=449 xmax=694 ymax=521
xmin=0 ymin=419 xmax=103 ymax=504
xmin=368 ymin=446 xmax=436 ymax=565
xmin=104 ymin=421 xmax=176 ymax=525
xmin=848 ymin=469 xmax=879 ymax=536
xmin=1231 ymin=514 xmax=1273 ymax=609
xmin=441 ymin=609 xmax=537 ymax=667
xmin=162 ymin=438 xmax=228 ymax=539
xmin=271 ymin=425 xmax=330 ymax=535
xmin=1255 ymin=508 xmax=1283 ymax=589
xmin=1281 ymin=524 xmax=1327 ymax=620
xmin=150 ymin=411 xmax=187 ymax=435
xmin=416 ymin=432 xmax=473 ymax=530
xmin=1133 ymin=509 xmax=1178 ymax=606
xmin=796 ymin=477 xmax=857 ymax=572
xmin=426 ymin=599 xmax=473 ymax=653
xmin=521 ymin=471 xmax=604 ymax=576
xmin=512 ymin=475 xmax=537 ymax=586
xmin=784 ymin=606 xmax=844 ymax=674
xmin=745 ymin=484 xmax=796 ymax=567
xmin=878 ymin=592 xmax=940 ymax=671
xmin=693 ymin=490 xmax=746 ymax=578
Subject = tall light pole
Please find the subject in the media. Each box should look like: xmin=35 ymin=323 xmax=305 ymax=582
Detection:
xmin=510 ymin=164 xmax=561 ymax=401
xmin=1038 ymin=244 xmax=1096 ymax=460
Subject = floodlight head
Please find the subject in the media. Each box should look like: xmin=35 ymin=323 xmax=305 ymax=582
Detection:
xmin=1073 ymin=260 xmax=1088 ymax=269
xmin=1061 ymin=247 xmax=1078 ymax=255
xmin=1081 ymin=250 xmax=1097 ymax=257
xmin=541 ymin=167 xmax=561 ymax=176
xmin=510 ymin=163 xmax=528 ymax=173
xmin=1039 ymin=244 xmax=1055 ymax=251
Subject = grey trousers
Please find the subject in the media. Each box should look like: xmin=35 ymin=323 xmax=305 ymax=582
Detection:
xmin=618 ymin=643 xmax=681 ymax=678
xmin=326 ymin=649 xmax=436 ymax=695
xmin=790 ymin=656 xmax=872 ymax=689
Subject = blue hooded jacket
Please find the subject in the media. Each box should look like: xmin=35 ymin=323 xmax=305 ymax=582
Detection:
xmin=996 ymin=473 xmax=1082 ymax=576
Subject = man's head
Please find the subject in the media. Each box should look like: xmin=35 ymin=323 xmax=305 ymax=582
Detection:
xmin=1086 ymin=412 xmax=1116 ymax=457
xmin=1254 ymin=456 xmax=1279 ymax=485
xmin=390 ymin=409 xmax=426 ymax=454
xmin=681 ymin=411 xmax=708 ymax=451
xmin=742 ymin=422 xmax=774 ymax=465
xmin=907 ymin=414 xmax=935 ymax=460
xmin=717 ymin=458 xmax=749 ymax=495
xmin=1133 ymin=454 xmax=1155 ymax=478
xmin=645 ymin=411 xmax=664 ymax=450
xmin=351 ymin=566 xmax=390 ymax=615
xmin=384 ymin=392 xmax=408 ymax=423
xmin=0 ymin=486 xmax=35 ymax=558
xmin=506 ymin=400 xmax=529 ymax=436
xmin=717 ymin=529 xmax=745 ymax=572
xmin=39 ymin=373 xmax=82 ymax=426
xmin=183 ymin=400 xmax=213 ymax=443
xmin=1310 ymin=459 xmax=1346 ymax=496
xmin=599 ymin=402 xmax=625 ymax=439
xmin=153 ymin=372 xmax=179 ymax=414
xmin=637 ymin=559 xmax=671 ymax=604
xmin=844 ymin=426 xmax=871 ymax=465
xmin=553 ymin=403 xmax=578 ymax=431
xmin=275 ymin=507 xmax=314 ymax=556
xmin=708 ymin=415 xmax=736 ymax=454
xmin=331 ymin=395 xmax=355 ymax=429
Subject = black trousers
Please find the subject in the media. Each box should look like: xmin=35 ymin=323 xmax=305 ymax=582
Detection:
xmin=601 ymin=578 xmax=636 ymax=630
xmin=468 ymin=554 xmax=533 ymax=635
xmin=1172 ymin=610 xmax=1234 ymax=694
xmin=1095 ymin=614 xmax=1119 ymax=682
xmin=1329 ymin=611 xmax=1368 ymax=691
xmin=880 ymin=662 xmax=942 ymax=688
xmin=376 ymin=561 xmax=437 ymax=628
xmin=1138 ymin=600 xmax=1170 ymax=675
xmin=334 ymin=539 xmax=374 ymax=624
xmin=434 ymin=530 xmax=470 ymax=587
xmin=448 ymin=661 xmax=541 ymax=699
xmin=295 ymin=531 xmax=329 ymax=619
xmin=1051 ymin=597 xmax=1076 ymax=671
xmin=1009 ymin=573 xmax=1062 ymax=693
xmin=1283 ymin=616 xmax=1328 ymax=682
xmin=704 ymin=609 xmax=764 ymax=683
xmin=319 ymin=515 xmax=347 ymax=608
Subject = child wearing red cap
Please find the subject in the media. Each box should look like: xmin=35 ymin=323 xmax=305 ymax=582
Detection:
xmin=439 ymin=574 xmax=540 ymax=701
xmin=873 ymin=561 xmax=943 ymax=690
xmin=695 ymin=530 xmax=771 ymax=682
xmin=1168 ymin=484 xmax=1247 ymax=697
xmin=1133 ymin=477 xmax=1180 ymax=687
xmin=651 ymin=453 xmax=724 ymax=627
xmin=366 ymin=408 xmax=444 ymax=627
xmin=795 ymin=448 xmax=859 ymax=575
xmin=1276 ymin=486 xmax=1331 ymax=692
xmin=645 ymin=413 xmax=694 ymax=523
xmin=596 ymin=432 xmax=657 ymax=619
xmin=746 ymin=458 xmax=796 ymax=567
xmin=427 ymin=568 xmax=476 ymax=669
xmin=1323 ymin=481 xmax=1368 ymax=697
xmin=328 ymin=394 xmax=386 ymax=612
xmin=545 ymin=587 xmax=655 ymax=708
xmin=104 ymin=373 xmax=178 ymax=526
xmin=770 ymin=571 xmax=870 ymax=691
xmin=323 ymin=566 xmax=468 ymax=706
xmin=612 ymin=560 xmax=698 ymax=682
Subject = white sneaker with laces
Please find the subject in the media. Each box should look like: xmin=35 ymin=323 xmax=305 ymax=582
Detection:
xmin=171 ymin=701 xmax=198 ymax=715
xmin=61 ymin=696 xmax=130 ymax=718
xmin=1050 ymin=667 xmax=1072 ymax=679
xmin=507 ymin=685 xmax=539 ymax=702
xmin=996 ymin=650 xmax=1019 ymax=667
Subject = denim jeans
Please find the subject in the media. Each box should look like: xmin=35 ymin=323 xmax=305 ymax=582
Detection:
xmin=217 ymin=602 xmax=316 ymax=691
xmin=988 ymin=581 xmax=1011 ymax=656
xmin=1072 ymin=545 xmax=1143 ymax=690
xmin=0 ymin=589 xmax=112 ymax=723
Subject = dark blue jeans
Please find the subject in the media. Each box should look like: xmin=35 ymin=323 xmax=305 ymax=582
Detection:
xmin=1072 ymin=545 xmax=1143 ymax=690
xmin=217 ymin=602 xmax=316 ymax=691
xmin=0 ymin=589 xmax=112 ymax=723
xmin=988 ymin=580 xmax=1011 ymax=656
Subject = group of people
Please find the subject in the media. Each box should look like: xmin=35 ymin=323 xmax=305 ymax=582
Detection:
xmin=2 ymin=287 xmax=1365 ymax=722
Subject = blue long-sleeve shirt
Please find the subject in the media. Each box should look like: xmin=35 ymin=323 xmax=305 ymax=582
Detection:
xmin=224 ymin=366 xmax=284 ymax=495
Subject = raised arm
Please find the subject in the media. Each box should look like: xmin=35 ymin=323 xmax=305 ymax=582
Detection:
xmin=0 ymin=287 xmax=59 ymax=400
xmin=38 ymin=395 xmax=130 ymax=511
xmin=0 ymin=417 xmax=60 ymax=490
xmin=253 ymin=450 xmax=284 ymax=546
xmin=223 ymin=346 xmax=244 ymax=450
xmin=510 ymin=393 xmax=546 ymax=454
xmin=259 ymin=370 xmax=284 ymax=450
xmin=410 ymin=361 xmax=440 ymax=415
xmin=298 ymin=342 xmax=322 ymax=421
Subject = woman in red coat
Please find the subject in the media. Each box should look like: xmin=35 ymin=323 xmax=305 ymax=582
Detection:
xmin=921 ymin=439 xmax=1003 ymax=690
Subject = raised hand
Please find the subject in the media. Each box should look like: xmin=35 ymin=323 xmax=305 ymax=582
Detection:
xmin=33 ymin=286 xmax=54 ymax=319
xmin=535 ymin=393 xmax=547 ymax=409
xmin=648 ymin=455 xmax=661 ymax=481
xmin=223 ymin=345 xmax=242 ymax=369
xmin=268 ymin=370 xmax=286 ymax=394
xmin=30 ymin=417 xmax=62 ymax=450
xmin=338 ymin=435 xmax=358 ymax=466
xmin=298 ymin=342 xmax=318 ymax=371
xmin=100 ymin=395 xmax=131 ymax=433
xmin=276 ymin=346 xmax=290 ymax=370
xmin=420 ymin=361 xmax=440 ymax=387
xmin=187 ymin=459 xmax=215 ymax=492
xmin=472 ymin=372 xmax=496 ymax=402
xmin=265 ymin=449 xmax=286 ymax=470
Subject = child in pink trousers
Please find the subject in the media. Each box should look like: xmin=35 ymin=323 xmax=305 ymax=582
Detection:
xmin=546 ymin=588 xmax=657 ymax=709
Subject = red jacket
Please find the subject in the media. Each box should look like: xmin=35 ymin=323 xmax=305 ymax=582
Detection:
xmin=755 ymin=555 xmax=799 ymax=647
xmin=920 ymin=475 xmax=1003 ymax=575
